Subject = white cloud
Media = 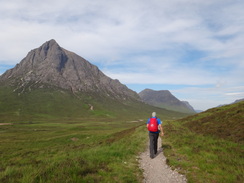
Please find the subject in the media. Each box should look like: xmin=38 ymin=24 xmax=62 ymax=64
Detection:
xmin=1 ymin=0 xmax=244 ymax=64
xmin=0 ymin=0 xmax=244 ymax=110
xmin=103 ymin=65 xmax=217 ymax=86
xmin=225 ymin=92 xmax=244 ymax=96
xmin=170 ymin=85 xmax=244 ymax=110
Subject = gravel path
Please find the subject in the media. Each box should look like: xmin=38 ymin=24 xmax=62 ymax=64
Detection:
xmin=139 ymin=137 xmax=187 ymax=183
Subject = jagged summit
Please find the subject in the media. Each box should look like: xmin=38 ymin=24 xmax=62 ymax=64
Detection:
xmin=0 ymin=39 xmax=139 ymax=100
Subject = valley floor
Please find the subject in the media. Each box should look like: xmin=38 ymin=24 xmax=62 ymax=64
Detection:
xmin=139 ymin=137 xmax=187 ymax=183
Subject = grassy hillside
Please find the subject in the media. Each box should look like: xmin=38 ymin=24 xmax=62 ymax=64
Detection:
xmin=0 ymin=85 xmax=194 ymax=182
xmin=0 ymin=119 xmax=148 ymax=182
xmin=0 ymin=86 xmax=189 ymax=122
xmin=0 ymin=86 xmax=88 ymax=122
xmin=179 ymin=101 xmax=244 ymax=143
xmin=162 ymin=102 xmax=244 ymax=183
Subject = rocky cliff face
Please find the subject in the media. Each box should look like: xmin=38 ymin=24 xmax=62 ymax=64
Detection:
xmin=139 ymin=89 xmax=195 ymax=113
xmin=0 ymin=39 xmax=139 ymax=100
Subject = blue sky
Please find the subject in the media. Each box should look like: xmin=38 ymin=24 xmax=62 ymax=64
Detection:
xmin=0 ymin=0 xmax=244 ymax=110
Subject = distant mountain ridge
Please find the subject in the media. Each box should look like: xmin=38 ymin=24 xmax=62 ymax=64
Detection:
xmin=217 ymin=98 xmax=244 ymax=108
xmin=0 ymin=39 xmax=139 ymax=100
xmin=139 ymin=89 xmax=196 ymax=113
xmin=233 ymin=98 xmax=244 ymax=103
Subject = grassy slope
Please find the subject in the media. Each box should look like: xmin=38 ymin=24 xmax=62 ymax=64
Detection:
xmin=0 ymin=86 xmax=189 ymax=122
xmin=0 ymin=120 xmax=148 ymax=183
xmin=162 ymin=102 xmax=244 ymax=183
xmin=180 ymin=101 xmax=244 ymax=143
xmin=0 ymin=86 xmax=87 ymax=122
xmin=0 ymin=85 xmax=193 ymax=182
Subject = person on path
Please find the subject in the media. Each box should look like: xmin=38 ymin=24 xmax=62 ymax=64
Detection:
xmin=147 ymin=112 xmax=164 ymax=159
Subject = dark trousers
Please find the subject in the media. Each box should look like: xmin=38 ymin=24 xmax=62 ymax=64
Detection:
xmin=149 ymin=132 xmax=159 ymax=158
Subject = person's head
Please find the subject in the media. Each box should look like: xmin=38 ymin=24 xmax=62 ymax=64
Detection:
xmin=152 ymin=112 xmax=156 ymax=117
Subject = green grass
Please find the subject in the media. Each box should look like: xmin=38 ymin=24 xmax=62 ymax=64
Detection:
xmin=2 ymin=101 xmax=243 ymax=182
xmin=0 ymin=86 xmax=189 ymax=123
xmin=162 ymin=103 xmax=244 ymax=183
xmin=162 ymin=121 xmax=244 ymax=183
xmin=0 ymin=120 xmax=148 ymax=182
xmin=180 ymin=101 xmax=244 ymax=143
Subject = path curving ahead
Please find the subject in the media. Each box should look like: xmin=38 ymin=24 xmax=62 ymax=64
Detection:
xmin=139 ymin=137 xmax=187 ymax=183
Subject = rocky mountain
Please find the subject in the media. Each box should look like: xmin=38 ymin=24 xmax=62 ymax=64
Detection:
xmin=0 ymin=40 xmax=190 ymax=122
xmin=0 ymin=40 xmax=140 ymax=121
xmin=139 ymin=89 xmax=196 ymax=113
xmin=0 ymin=39 xmax=139 ymax=100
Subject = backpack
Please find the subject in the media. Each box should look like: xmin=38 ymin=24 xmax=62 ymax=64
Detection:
xmin=148 ymin=118 xmax=158 ymax=132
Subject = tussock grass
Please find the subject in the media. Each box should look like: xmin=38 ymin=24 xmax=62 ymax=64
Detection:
xmin=162 ymin=116 xmax=244 ymax=183
xmin=0 ymin=120 xmax=148 ymax=182
xmin=181 ymin=101 xmax=244 ymax=143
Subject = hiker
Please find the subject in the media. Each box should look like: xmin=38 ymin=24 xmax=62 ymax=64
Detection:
xmin=147 ymin=112 xmax=164 ymax=159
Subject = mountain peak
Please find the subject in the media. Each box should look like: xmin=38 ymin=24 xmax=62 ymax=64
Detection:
xmin=139 ymin=89 xmax=196 ymax=113
xmin=38 ymin=39 xmax=60 ymax=52
xmin=44 ymin=39 xmax=58 ymax=45
xmin=45 ymin=39 xmax=60 ymax=48
xmin=48 ymin=39 xmax=58 ymax=44
xmin=37 ymin=39 xmax=63 ymax=61
xmin=0 ymin=40 xmax=139 ymax=100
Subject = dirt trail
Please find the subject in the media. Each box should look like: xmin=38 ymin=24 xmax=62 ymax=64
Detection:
xmin=0 ymin=123 xmax=13 ymax=125
xmin=139 ymin=137 xmax=187 ymax=183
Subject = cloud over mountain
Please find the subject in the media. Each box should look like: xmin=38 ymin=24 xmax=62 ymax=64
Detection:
xmin=0 ymin=0 xmax=243 ymax=110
